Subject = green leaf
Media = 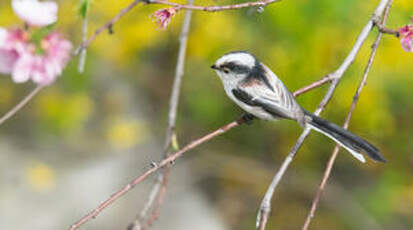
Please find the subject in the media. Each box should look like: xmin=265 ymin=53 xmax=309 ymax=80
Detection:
xmin=78 ymin=0 xmax=91 ymax=18
xmin=31 ymin=24 xmax=55 ymax=42
xmin=171 ymin=133 xmax=180 ymax=151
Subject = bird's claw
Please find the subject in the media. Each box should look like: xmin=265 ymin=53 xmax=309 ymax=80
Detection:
xmin=242 ymin=113 xmax=256 ymax=125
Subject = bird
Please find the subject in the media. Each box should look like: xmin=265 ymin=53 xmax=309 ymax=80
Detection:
xmin=211 ymin=51 xmax=386 ymax=163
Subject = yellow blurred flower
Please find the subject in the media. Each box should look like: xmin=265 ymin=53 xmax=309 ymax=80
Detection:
xmin=106 ymin=118 xmax=147 ymax=150
xmin=35 ymin=90 xmax=93 ymax=133
xmin=26 ymin=161 xmax=56 ymax=192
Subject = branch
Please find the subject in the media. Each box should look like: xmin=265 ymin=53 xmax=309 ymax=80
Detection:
xmin=257 ymin=127 xmax=312 ymax=230
xmin=301 ymin=1 xmax=393 ymax=230
xmin=149 ymin=0 xmax=282 ymax=12
xmin=68 ymin=75 xmax=330 ymax=230
xmin=69 ymin=116 xmax=246 ymax=230
xmin=255 ymin=0 xmax=391 ymax=229
xmin=74 ymin=0 xmax=143 ymax=56
xmin=292 ymin=75 xmax=333 ymax=97
xmin=0 ymin=85 xmax=44 ymax=126
xmin=73 ymin=0 xmax=284 ymax=57
xmin=127 ymin=1 xmax=193 ymax=229
xmin=373 ymin=17 xmax=399 ymax=37
xmin=142 ymin=1 xmax=194 ymax=228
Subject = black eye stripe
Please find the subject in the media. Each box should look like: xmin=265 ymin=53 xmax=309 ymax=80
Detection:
xmin=226 ymin=62 xmax=236 ymax=70
xmin=220 ymin=62 xmax=250 ymax=74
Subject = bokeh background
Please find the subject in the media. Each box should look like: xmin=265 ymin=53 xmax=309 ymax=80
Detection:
xmin=0 ymin=0 xmax=412 ymax=229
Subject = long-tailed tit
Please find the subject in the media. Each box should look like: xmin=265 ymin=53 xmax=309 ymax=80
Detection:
xmin=211 ymin=51 xmax=386 ymax=163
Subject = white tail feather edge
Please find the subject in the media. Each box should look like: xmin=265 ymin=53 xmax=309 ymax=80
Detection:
xmin=307 ymin=124 xmax=366 ymax=163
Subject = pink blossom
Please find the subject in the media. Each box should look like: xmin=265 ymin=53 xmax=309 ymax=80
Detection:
xmin=151 ymin=8 xmax=178 ymax=29
xmin=0 ymin=28 xmax=27 ymax=52
xmin=15 ymin=33 xmax=72 ymax=85
xmin=12 ymin=0 xmax=58 ymax=27
xmin=0 ymin=49 xmax=19 ymax=74
xmin=0 ymin=28 xmax=28 ymax=74
xmin=32 ymin=32 xmax=72 ymax=85
xmin=399 ymin=24 xmax=413 ymax=52
xmin=399 ymin=25 xmax=412 ymax=35
xmin=0 ymin=28 xmax=72 ymax=85
xmin=0 ymin=28 xmax=17 ymax=74
xmin=401 ymin=34 xmax=413 ymax=52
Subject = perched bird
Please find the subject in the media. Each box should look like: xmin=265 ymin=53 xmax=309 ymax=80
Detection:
xmin=211 ymin=51 xmax=386 ymax=163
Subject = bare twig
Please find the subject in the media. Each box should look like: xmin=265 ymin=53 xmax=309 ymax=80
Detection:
xmin=128 ymin=175 xmax=161 ymax=230
xmin=257 ymin=127 xmax=312 ymax=230
xmin=0 ymin=85 xmax=44 ymax=126
xmin=73 ymin=0 xmax=284 ymax=56
xmin=301 ymin=1 xmax=393 ymax=230
xmin=127 ymin=1 xmax=193 ymax=229
xmin=68 ymin=75 xmax=331 ymax=230
xmin=292 ymin=75 xmax=333 ymax=97
xmin=255 ymin=0 xmax=391 ymax=229
xmin=74 ymin=0 xmax=143 ymax=56
xmin=375 ymin=23 xmax=399 ymax=37
xmin=373 ymin=17 xmax=399 ymax=37
xmin=142 ymin=1 xmax=194 ymax=228
xmin=149 ymin=0 xmax=282 ymax=12
xmin=69 ymin=116 xmax=246 ymax=230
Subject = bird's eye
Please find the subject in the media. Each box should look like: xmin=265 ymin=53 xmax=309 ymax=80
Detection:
xmin=223 ymin=68 xmax=230 ymax=74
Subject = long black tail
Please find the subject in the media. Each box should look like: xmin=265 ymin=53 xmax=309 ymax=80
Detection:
xmin=304 ymin=111 xmax=386 ymax=163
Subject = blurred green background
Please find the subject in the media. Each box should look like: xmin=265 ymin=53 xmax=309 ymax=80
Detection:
xmin=0 ymin=0 xmax=412 ymax=229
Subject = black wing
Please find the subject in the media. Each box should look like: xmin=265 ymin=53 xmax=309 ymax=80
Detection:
xmin=231 ymin=88 xmax=292 ymax=119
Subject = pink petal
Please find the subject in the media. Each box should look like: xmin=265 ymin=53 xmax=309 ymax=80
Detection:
xmin=0 ymin=49 xmax=19 ymax=74
xmin=2 ymin=29 xmax=27 ymax=53
xmin=0 ymin=28 xmax=7 ymax=46
xmin=151 ymin=8 xmax=178 ymax=29
xmin=31 ymin=56 xmax=51 ymax=85
xmin=401 ymin=34 xmax=413 ymax=52
xmin=29 ymin=33 xmax=71 ymax=85
xmin=44 ymin=33 xmax=71 ymax=76
xmin=399 ymin=25 xmax=410 ymax=35
xmin=11 ymin=53 xmax=33 ymax=83
xmin=0 ymin=28 xmax=24 ymax=74
xmin=12 ymin=0 xmax=58 ymax=26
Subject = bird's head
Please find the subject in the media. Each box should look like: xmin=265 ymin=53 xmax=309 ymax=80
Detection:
xmin=211 ymin=51 xmax=257 ymax=82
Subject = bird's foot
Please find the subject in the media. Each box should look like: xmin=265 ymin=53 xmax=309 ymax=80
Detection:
xmin=241 ymin=113 xmax=256 ymax=125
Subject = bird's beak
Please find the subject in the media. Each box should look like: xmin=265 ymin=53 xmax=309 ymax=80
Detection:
xmin=211 ymin=64 xmax=218 ymax=70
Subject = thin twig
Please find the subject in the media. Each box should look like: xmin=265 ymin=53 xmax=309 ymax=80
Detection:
xmin=301 ymin=1 xmax=393 ymax=229
xmin=74 ymin=0 xmax=143 ymax=56
xmin=127 ymin=1 xmax=193 ymax=229
xmin=73 ymin=0 xmax=284 ymax=56
xmin=373 ymin=17 xmax=399 ymax=37
xmin=149 ymin=0 xmax=282 ymax=12
xmin=257 ymin=127 xmax=312 ymax=230
xmin=143 ymin=1 xmax=194 ymax=228
xmin=0 ymin=85 xmax=44 ymax=126
xmin=375 ymin=23 xmax=399 ymax=37
xmin=128 ymin=175 xmax=161 ymax=230
xmin=292 ymin=75 xmax=333 ymax=97
xmin=69 ymin=116 xmax=246 ymax=230
xmin=68 ymin=75 xmax=330 ymax=230
xmin=255 ymin=0 xmax=391 ymax=229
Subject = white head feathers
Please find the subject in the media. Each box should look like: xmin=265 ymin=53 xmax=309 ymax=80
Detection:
xmin=214 ymin=51 xmax=256 ymax=69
